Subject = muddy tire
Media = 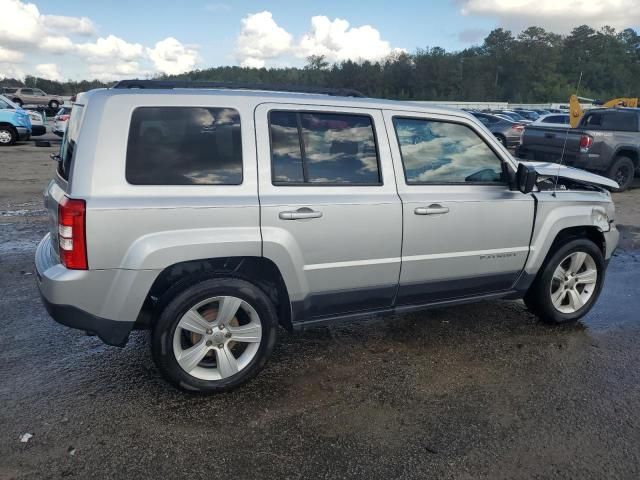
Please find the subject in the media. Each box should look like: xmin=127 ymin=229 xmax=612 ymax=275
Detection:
xmin=524 ymin=238 xmax=605 ymax=324
xmin=152 ymin=277 xmax=278 ymax=393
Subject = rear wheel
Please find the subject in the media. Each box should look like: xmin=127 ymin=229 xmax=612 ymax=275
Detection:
xmin=12 ymin=98 xmax=22 ymax=106
xmin=152 ymin=277 xmax=278 ymax=392
xmin=607 ymin=156 xmax=634 ymax=192
xmin=524 ymin=238 xmax=605 ymax=324
xmin=494 ymin=134 xmax=506 ymax=146
xmin=0 ymin=126 xmax=16 ymax=146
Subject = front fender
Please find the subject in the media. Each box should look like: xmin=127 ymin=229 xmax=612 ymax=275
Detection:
xmin=526 ymin=191 xmax=613 ymax=274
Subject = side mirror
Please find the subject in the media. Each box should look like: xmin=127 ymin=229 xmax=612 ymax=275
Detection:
xmin=516 ymin=162 xmax=537 ymax=194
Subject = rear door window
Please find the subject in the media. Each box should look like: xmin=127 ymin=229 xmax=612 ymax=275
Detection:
xmin=269 ymin=111 xmax=381 ymax=185
xmin=126 ymin=107 xmax=243 ymax=185
xmin=601 ymin=112 xmax=637 ymax=131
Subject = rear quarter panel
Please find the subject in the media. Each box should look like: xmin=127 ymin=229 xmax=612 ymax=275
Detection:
xmin=69 ymin=91 xmax=261 ymax=271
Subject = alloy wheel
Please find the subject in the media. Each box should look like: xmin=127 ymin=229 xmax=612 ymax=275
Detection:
xmin=172 ymin=296 xmax=262 ymax=380
xmin=549 ymin=251 xmax=598 ymax=314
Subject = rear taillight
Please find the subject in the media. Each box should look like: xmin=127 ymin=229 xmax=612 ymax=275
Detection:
xmin=58 ymin=197 xmax=87 ymax=270
xmin=580 ymin=134 xmax=593 ymax=152
xmin=59 ymin=114 xmax=70 ymax=121
xmin=511 ymin=124 xmax=524 ymax=132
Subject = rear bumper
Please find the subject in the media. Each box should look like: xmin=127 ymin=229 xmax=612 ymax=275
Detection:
xmin=35 ymin=234 xmax=157 ymax=347
xmin=38 ymin=293 xmax=134 ymax=347
xmin=31 ymin=125 xmax=46 ymax=136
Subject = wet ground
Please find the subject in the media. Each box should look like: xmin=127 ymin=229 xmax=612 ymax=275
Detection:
xmin=1 ymin=139 xmax=640 ymax=479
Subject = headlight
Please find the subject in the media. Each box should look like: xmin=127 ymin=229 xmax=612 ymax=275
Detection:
xmin=592 ymin=207 xmax=610 ymax=232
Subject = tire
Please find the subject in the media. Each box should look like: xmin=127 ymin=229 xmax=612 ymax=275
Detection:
xmin=494 ymin=134 xmax=506 ymax=146
xmin=607 ymin=156 xmax=634 ymax=192
xmin=0 ymin=126 xmax=16 ymax=146
xmin=12 ymin=98 xmax=22 ymax=106
xmin=49 ymin=100 xmax=59 ymax=110
xmin=152 ymin=277 xmax=278 ymax=392
xmin=524 ymin=238 xmax=605 ymax=324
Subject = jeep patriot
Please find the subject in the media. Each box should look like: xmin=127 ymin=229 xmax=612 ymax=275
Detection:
xmin=36 ymin=81 xmax=620 ymax=392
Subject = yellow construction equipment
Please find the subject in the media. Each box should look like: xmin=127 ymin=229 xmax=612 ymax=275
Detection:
xmin=569 ymin=94 xmax=638 ymax=128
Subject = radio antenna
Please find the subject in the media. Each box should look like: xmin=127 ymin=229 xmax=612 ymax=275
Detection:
xmin=553 ymin=71 xmax=583 ymax=195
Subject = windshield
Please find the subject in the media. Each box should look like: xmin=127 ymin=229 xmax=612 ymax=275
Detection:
xmin=0 ymin=94 xmax=18 ymax=109
xmin=59 ymin=104 xmax=84 ymax=180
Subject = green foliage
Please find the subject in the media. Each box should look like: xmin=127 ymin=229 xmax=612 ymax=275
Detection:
xmin=2 ymin=25 xmax=639 ymax=102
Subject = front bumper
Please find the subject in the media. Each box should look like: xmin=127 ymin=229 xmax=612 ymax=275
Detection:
xmin=604 ymin=224 xmax=620 ymax=260
xmin=15 ymin=126 xmax=31 ymax=141
xmin=35 ymin=234 xmax=144 ymax=347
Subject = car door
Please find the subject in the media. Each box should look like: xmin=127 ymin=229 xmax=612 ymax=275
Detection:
xmin=256 ymin=103 xmax=402 ymax=322
xmin=383 ymin=110 xmax=535 ymax=305
xmin=20 ymin=88 xmax=35 ymax=104
xmin=32 ymin=89 xmax=47 ymax=105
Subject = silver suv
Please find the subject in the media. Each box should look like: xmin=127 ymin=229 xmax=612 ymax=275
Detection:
xmin=36 ymin=81 xmax=620 ymax=392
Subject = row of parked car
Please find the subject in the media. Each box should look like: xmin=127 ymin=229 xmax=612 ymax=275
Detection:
xmin=0 ymin=93 xmax=70 ymax=145
xmin=460 ymin=107 xmax=571 ymax=148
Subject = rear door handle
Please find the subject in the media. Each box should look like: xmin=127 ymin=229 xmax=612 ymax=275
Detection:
xmin=279 ymin=207 xmax=323 ymax=220
xmin=414 ymin=204 xmax=449 ymax=215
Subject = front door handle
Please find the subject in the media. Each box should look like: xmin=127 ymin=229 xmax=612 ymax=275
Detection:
xmin=279 ymin=207 xmax=323 ymax=220
xmin=414 ymin=204 xmax=450 ymax=215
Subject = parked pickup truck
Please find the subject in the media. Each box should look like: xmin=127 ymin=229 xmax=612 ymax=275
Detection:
xmin=515 ymin=108 xmax=640 ymax=191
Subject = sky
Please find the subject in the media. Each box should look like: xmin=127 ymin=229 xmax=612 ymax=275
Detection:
xmin=1 ymin=0 xmax=639 ymax=82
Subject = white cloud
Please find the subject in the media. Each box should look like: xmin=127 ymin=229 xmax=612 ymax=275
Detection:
xmin=0 ymin=0 xmax=201 ymax=81
xmin=235 ymin=11 xmax=293 ymax=67
xmin=297 ymin=16 xmax=401 ymax=63
xmin=147 ymin=37 xmax=199 ymax=75
xmin=42 ymin=14 xmax=96 ymax=35
xmin=0 ymin=63 xmax=25 ymax=79
xmin=87 ymin=61 xmax=149 ymax=81
xmin=41 ymin=35 xmax=75 ymax=54
xmin=459 ymin=0 xmax=640 ymax=32
xmin=76 ymin=35 xmax=145 ymax=61
xmin=35 ymin=63 xmax=62 ymax=81
xmin=0 ymin=45 xmax=24 ymax=63
xmin=235 ymin=11 xmax=402 ymax=68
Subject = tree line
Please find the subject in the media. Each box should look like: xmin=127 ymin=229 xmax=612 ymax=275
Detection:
xmin=2 ymin=25 xmax=639 ymax=102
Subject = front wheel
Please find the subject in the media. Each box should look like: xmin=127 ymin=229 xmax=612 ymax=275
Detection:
xmin=524 ymin=238 xmax=605 ymax=324
xmin=152 ymin=277 xmax=278 ymax=392
xmin=0 ymin=126 xmax=16 ymax=146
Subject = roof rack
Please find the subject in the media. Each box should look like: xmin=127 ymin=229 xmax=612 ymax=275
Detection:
xmin=112 ymin=80 xmax=366 ymax=98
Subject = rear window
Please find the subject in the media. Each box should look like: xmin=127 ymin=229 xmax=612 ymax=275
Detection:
xmin=602 ymin=112 xmax=638 ymax=131
xmin=269 ymin=111 xmax=381 ymax=185
xmin=583 ymin=111 xmax=638 ymax=131
xmin=58 ymin=104 xmax=84 ymax=180
xmin=126 ymin=107 xmax=243 ymax=185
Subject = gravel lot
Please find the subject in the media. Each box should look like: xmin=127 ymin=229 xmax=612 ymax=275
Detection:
xmin=1 ymin=136 xmax=639 ymax=479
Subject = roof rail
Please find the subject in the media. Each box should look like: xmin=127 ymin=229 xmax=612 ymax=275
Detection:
xmin=111 ymin=80 xmax=366 ymax=98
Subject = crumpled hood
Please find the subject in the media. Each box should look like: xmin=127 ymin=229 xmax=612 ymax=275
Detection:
xmin=519 ymin=161 xmax=619 ymax=190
